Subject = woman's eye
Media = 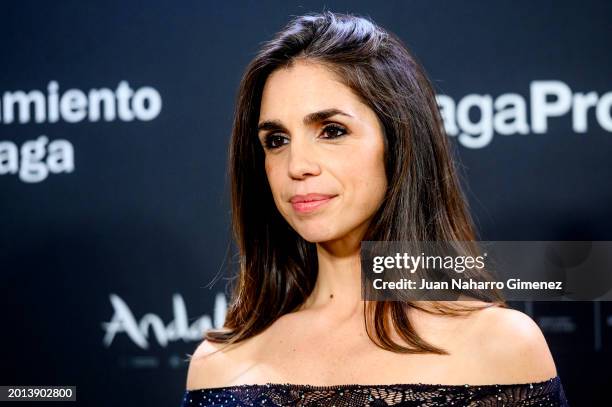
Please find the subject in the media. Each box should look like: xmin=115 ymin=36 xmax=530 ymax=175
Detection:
xmin=321 ymin=124 xmax=347 ymax=139
xmin=264 ymin=134 xmax=288 ymax=149
xmin=263 ymin=125 xmax=347 ymax=150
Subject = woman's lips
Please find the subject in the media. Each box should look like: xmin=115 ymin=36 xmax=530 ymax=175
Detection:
xmin=290 ymin=194 xmax=337 ymax=213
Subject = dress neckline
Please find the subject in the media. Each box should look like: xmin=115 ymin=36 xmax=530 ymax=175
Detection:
xmin=185 ymin=375 xmax=561 ymax=393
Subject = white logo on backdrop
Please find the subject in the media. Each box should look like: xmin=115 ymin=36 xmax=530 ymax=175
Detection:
xmin=0 ymin=80 xmax=162 ymax=183
xmin=101 ymin=293 xmax=227 ymax=349
xmin=437 ymin=80 xmax=612 ymax=148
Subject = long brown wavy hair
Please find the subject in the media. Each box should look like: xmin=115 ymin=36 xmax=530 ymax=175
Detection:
xmin=205 ymin=11 xmax=506 ymax=355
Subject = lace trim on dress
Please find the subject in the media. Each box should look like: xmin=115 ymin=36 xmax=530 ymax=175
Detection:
xmin=181 ymin=375 xmax=569 ymax=406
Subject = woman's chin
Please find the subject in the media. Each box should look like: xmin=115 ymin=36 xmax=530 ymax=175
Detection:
xmin=293 ymin=225 xmax=336 ymax=243
xmin=298 ymin=232 xmax=334 ymax=243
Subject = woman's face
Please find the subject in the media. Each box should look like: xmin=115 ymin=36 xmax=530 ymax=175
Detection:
xmin=257 ymin=60 xmax=387 ymax=244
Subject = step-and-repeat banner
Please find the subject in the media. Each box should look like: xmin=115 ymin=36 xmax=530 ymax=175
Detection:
xmin=1 ymin=1 xmax=610 ymax=405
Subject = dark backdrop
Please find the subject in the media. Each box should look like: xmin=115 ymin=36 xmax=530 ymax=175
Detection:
xmin=1 ymin=1 xmax=610 ymax=405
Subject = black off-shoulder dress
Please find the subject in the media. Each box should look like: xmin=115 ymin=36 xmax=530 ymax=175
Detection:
xmin=180 ymin=375 xmax=569 ymax=406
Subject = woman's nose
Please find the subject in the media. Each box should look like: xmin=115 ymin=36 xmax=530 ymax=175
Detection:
xmin=287 ymin=136 xmax=321 ymax=179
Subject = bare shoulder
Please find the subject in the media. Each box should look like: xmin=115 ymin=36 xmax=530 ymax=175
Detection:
xmin=185 ymin=339 xmax=242 ymax=390
xmin=468 ymin=305 xmax=558 ymax=383
xmin=185 ymin=317 xmax=291 ymax=390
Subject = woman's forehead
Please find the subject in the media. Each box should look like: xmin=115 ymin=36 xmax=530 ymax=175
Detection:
xmin=259 ymin=62 xmax=366 ymax=123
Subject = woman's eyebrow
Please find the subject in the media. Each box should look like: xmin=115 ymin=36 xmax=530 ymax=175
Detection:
xmin=303 ymin=108 xmax=353 ymax=125
xmin=257 ymin=108 xmax=353 ymax=132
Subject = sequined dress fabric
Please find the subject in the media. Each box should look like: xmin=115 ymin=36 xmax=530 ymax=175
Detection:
xmin=181 ymin=376 xmax=568 ymax=406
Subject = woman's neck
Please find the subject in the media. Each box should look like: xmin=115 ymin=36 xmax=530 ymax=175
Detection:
xmin=298 ymin=236 xmax=364 ymax=318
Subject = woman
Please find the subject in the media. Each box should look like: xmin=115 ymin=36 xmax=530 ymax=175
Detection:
xmin=182 ymin=11 xmax=569 ymax=406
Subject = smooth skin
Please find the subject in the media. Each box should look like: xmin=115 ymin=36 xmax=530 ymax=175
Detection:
xmin=186 ymin=60 xmax=557 ymax=389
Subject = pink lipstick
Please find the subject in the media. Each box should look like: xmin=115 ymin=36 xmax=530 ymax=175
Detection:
xmin=290 ymin=193 xmax=337 ymax=214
